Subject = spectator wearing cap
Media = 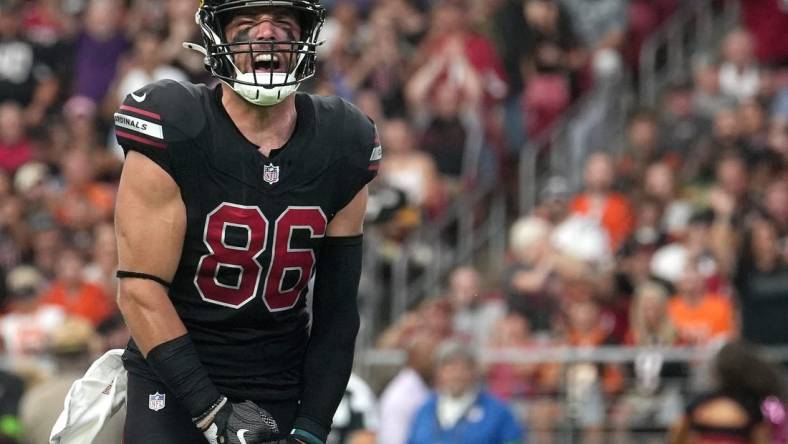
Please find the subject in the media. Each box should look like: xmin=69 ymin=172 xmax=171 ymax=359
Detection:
xmin=39 ymin=247 xmax=114 ymax=326
xmin=18 ymin=316 xmax=124 ymax=444
xmin=407 ymin=340 xmax=525 ymax=444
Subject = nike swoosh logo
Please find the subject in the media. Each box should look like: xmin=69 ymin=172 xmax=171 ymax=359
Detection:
xmin=237 ymin=429 xmax=248 ymax=444
xmin=131 ymin=92 xmax=147 ymax=102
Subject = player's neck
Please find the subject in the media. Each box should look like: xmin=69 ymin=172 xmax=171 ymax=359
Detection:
xmin=221 ymin=85 xmax=297 ymax=158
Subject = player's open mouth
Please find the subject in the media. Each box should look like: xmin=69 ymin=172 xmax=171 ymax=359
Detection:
xmin=253 ymin=53 xmax=284 ymax=73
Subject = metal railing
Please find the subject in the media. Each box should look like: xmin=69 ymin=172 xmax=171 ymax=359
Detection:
xmin=518 ymin=75 xmax=633 ymax=216
xmin=639 ymin=0 xmax=740 ymax=107
xmin=360 ymin=344 xmax=788 ymax=444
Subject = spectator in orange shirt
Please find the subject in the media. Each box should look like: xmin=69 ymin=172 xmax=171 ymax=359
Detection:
xmin=39 ymin=247 xmax=114 ymax=326
xmin=50 ymin=149 xmax=114 ymax=230
xmin=570 ymin=152 xmax=634 ymax=252
xmin=667 ymin=259 xmax=735 ymax=345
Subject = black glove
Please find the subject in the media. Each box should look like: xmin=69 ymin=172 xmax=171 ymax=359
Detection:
xmin=197 ymin=397 xmax=281 ymax=444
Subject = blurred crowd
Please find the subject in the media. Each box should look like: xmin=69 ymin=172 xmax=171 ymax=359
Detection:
xmin=371 ymin=6 xmax=788 ymax=444
xmin=0 ymin=0 xmax=787 ymax=442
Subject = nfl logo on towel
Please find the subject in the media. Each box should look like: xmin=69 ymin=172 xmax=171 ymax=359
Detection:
xmin=263 ymin=163 xmax=280 ymax=184
xmin=149 ymin=392 xmax=166 ymax=411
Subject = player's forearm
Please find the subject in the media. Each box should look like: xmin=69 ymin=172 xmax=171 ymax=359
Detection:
xmin=117 ymin=279 xmax=188 ymax=356
xmin=293 ymin=235 xmax=364 ymax=443
xmin=296 ymin=313 xmax=359 ymax=442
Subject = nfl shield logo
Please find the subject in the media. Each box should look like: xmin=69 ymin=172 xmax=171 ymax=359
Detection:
xmin=263 ymin=163 xmax=280 ymax=184
xmin=149 ymin=392 xmax=166 ymax=411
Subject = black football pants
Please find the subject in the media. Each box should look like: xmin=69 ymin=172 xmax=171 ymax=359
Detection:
xmin=124 ymin=372 xmax=299 ymax=443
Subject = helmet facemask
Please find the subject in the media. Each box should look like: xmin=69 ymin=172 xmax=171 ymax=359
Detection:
xmin=192 ymin=0 xmax=325 ymax=106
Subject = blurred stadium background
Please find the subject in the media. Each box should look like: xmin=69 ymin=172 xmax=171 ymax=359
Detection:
xmin=0 ymin=0 xmax=787 ymax=442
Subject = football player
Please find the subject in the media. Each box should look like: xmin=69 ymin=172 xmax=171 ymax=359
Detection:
xmin=112 ymin=0 xmax=380 ymax=442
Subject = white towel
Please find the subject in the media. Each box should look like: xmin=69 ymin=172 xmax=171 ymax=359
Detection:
xmin=49 ymin=349 xmax=128 ymax=444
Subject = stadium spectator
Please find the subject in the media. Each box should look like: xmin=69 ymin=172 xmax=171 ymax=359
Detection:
xmin=734 ymin=215 xmax=788 ymax=346
xmin=718 ymin=29 xmax=762 ymax=102
xmin=0 ymin=1 xmax=58 ymax=126
xmin=611 ymin=282 xmax=685 ymax=437
xmin=379 ymin=332 xmax=439 ymax=444
xmin=0 ymin=265 xmax=64 ymax=369
xmin=659 ymin=79 xmax=709 ymax=168
xmin=570 ymin=152 xmax=634 ymax=252
xmin=668 ymin=341 xmax=786 ymax=444
xmin=72 ymin=0 xmax=129 ymax=105
xmin=50 ymin=149 xmax=114 ymax=230
xmin=112 ymin=27 xmax=188 ymax=105
xmin=692 ymin=57 xmax=736 ymax=122
xmin=411 ymin=1 xmax=507 ymax=106
xmin=0 ymin=102 xmax=34 ymax=174
xmin=640 ymin=162 xmax=694 ymax=239
xmin=405 ymin=36 xmax=484 ymax=184
xmin=485 ymin=313 xmax=560 ymax=444
xmin=616 ymin=109 xmax=663 ymax=189
xmin=378 ymin=118 xmax=444 ymax=220
xmin=39 ymin=248 xmax=114 ymax=327
xmin=343 ymin=5 xmax=409 ymax=117
xmin=407 ymin=340 xmax=524 ymax=444
xmin=446 ymin=266 xmax=505 ymax=348
xmin=561 ymin=298 xmax=622 ymax=444
xmin=667 ymin=259 xmax=735 ymax=346
xmin=504 ymin=216 xmax=559 ymax=333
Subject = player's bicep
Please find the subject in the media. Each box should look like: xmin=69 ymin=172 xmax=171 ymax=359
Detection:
xmin=115 ymin=151 xmax=186 ymax=281
xmin=327 ymin=186 xmax=368 ymax=237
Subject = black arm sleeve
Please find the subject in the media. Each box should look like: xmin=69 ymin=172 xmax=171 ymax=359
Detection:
xmin=146 ymin=334 xmax=222 ymax=419
xmin=292 ymin=235 xmax=363 ymax=442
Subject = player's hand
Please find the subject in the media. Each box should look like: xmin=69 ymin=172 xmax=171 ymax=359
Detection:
xmin=199 ymin=398 xmax=281 ymax=444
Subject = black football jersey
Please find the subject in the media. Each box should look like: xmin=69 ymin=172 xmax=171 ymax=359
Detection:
xmin=114 ymin=80 xmax=380 ymax=402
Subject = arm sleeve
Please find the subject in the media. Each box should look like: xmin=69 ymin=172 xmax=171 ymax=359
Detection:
xmin=292 ymin=235 xmax=364 ymax=442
